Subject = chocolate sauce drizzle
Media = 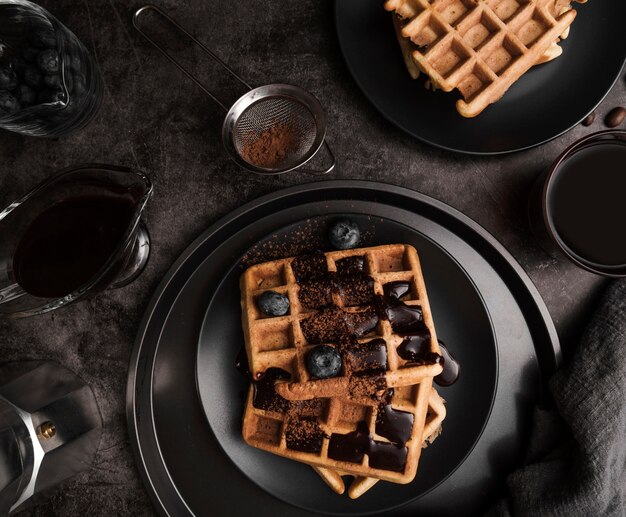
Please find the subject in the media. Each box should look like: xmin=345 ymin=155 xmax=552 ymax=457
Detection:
xmin=328 ymin=421 xmax=408 ymax=472
xmin=252 ymin=367 xmax=291 ymax=413
xmin=435 ymin=340 xmax=461 ymax=387
xmin=395 ymin=330 xmax=460 ymax=387
xmin=375 ymin=390 xmax=414 ymax=444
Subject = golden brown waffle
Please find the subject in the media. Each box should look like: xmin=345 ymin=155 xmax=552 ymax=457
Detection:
xmin=312 ymin=387 xmax=447 ymax=498
xmin=241 ymin=244 xmax=442 ymax=398
xmin=241 ymin=244 xmax=442 ymax=484
xmin=385 ymin=0 xmax=583 ymax=117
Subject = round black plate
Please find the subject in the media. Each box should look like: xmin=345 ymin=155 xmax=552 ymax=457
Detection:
xmin=127 ymin=181 xmax=560 ymax=517
xmin=335 ymin=0 xmax=626 ymax=155
xmin=196 ymin=214 xmax=497 ymax=515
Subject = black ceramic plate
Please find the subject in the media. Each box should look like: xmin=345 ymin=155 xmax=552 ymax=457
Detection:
xmin=127 ymin=181 xmax=560 ymax=517
xmin=196 ymin=214 xmax=497 ymax=515
xmin=335 ymin=0 xmax=626 ymax=154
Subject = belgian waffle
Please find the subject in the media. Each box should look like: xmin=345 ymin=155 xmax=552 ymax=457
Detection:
xmin=241 ymin=244 xmax=442 ymax=400
xmin=240 ymin=244 xmax=442 ymax=484
xmin=385 ymin=0 xmax=584 ymax=117
xmin=312 ymin=387 xmax=447 ymax=498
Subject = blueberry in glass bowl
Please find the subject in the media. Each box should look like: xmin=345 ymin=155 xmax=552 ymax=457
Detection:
xmin=0 ymin=0 xmax=103 ymax=137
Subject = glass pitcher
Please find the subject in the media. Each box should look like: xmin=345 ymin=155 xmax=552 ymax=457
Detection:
xmin=0 ymin=164 xmax=152 ymax=318
xmin=0 ymin=0 xmax=103 ymax=136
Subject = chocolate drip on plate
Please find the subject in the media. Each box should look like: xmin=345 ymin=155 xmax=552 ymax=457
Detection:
xmin=435 ymin=340 xmax=461 ymax=387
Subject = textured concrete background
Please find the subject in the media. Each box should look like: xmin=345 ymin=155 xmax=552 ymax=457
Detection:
xmin=0 ymin=0 xmax=624 ymax=515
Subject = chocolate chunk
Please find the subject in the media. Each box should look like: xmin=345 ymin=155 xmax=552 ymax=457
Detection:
xmin=328 ymin=420 xmax=409 ymax=472
xmin=335 ymin=256 xmax=365 ymax=274
xmin=328 ymin=421 xmax=370 ymax=463
xmin=375 ymin=404 xmax=414 ymax=444
xmin=376 ymin=295 xmax=426 ymax=333
xmin=383 ymin=280 xmax=411 ymax=300
xmin=367 ymin=441 xmax=408 ymax=472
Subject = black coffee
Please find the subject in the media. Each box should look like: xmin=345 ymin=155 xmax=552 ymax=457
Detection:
xmin=548 ymin=142 xmax=626 ymax=267
xmin=13 ymin=195 xmax=135 ymax=298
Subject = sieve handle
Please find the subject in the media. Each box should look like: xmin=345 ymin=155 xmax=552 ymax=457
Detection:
xmin=298 ymin=140 xmax=336 ymax=176
xmin=132 ymin=5 xmax=252 ymax=112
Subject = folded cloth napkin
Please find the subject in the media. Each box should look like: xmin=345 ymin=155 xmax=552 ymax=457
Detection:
xmin=489 ymin=278 xmax=626 ymax=517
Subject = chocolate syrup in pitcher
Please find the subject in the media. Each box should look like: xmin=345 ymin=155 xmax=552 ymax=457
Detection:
xmin=12 ymin=195 xmax=135 ymax=298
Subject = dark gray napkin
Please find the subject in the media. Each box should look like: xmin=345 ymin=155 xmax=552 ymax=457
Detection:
xmin=490 ymin=278 xmax=626 ymax=517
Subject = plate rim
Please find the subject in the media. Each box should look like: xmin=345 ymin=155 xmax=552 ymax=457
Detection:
xmin=333 ymin=1 xmax=626 ymax=156
xmin=194 ymin=212 xmax=500 ymax=515
xmin=126 ymin=180 xmax=561 ymax=516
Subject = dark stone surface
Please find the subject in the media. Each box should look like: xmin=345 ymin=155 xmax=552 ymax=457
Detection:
xmin=0 ymin=0 xmax=623 ymax=515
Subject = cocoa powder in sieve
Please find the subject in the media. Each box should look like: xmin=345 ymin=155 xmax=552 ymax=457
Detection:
xmin=240 ymin=123 xmax=299 ymax=169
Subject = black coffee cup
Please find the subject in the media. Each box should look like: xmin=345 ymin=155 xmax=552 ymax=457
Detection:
xmin=529 ymin=130 xmax=626 ymax=277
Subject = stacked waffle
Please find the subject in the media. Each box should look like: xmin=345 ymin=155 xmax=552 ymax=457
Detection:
xmin=240 ymin=244 xmax=447 ymax=497
xmin=385 ymin=0 xmax=586 ymax=116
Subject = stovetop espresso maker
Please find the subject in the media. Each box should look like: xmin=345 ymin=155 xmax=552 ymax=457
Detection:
xmin=0 ymin=362 xmax=101 ymax=515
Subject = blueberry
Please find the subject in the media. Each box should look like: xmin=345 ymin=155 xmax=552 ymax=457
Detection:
xmin=37 ymin=49 xmax=59 ymax=74
xmin=24 ymin=65 xmax=42 ymax=88
xmin=329 ymin=219 xmax=360 ymax=250
xmin=22 ymin=46 xmax=40 ymax=62
xmin=0 ymin=66 xmax=18 ymax=90
xmin=15 ymin=84 xmax=35 ymax=107
xmin=43 ymin=73 xmax=61 ymax=88
xmin=28 ymin=28 xmax=57 ymax=49
xmin=0 ymin=90 xmax=19 ymax=114
xmin=306 ymin=345 xmax=342 ymax=379
xmin=257 ymin=291 xmax=290 ymax=316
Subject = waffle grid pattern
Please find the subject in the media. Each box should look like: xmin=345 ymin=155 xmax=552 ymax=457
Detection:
xmin=241 ymin=244 xmax=441 ymax=389
xmin=385 ymin=0 xmax=578 ymax=116
xmin=312 ymin=387 xmax=448 ymax=498
xmin=241 ymin=245 xmax=441 ymax=483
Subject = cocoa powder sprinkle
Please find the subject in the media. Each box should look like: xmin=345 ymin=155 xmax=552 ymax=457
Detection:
xmin=240 ymin=124 xmax=299 ymax=169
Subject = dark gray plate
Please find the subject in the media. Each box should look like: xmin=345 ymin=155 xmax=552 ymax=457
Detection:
xmin=127 ymin=181 xmax=560 ymax=517
xmin=335 ymin=0 xmax=626 ymax=154
xmin=196 ymin=214 xmax=497 ymax=515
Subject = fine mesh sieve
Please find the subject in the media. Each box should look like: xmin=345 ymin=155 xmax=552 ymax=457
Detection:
xmin=133 ymin=6 xmax=335 ymax=176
